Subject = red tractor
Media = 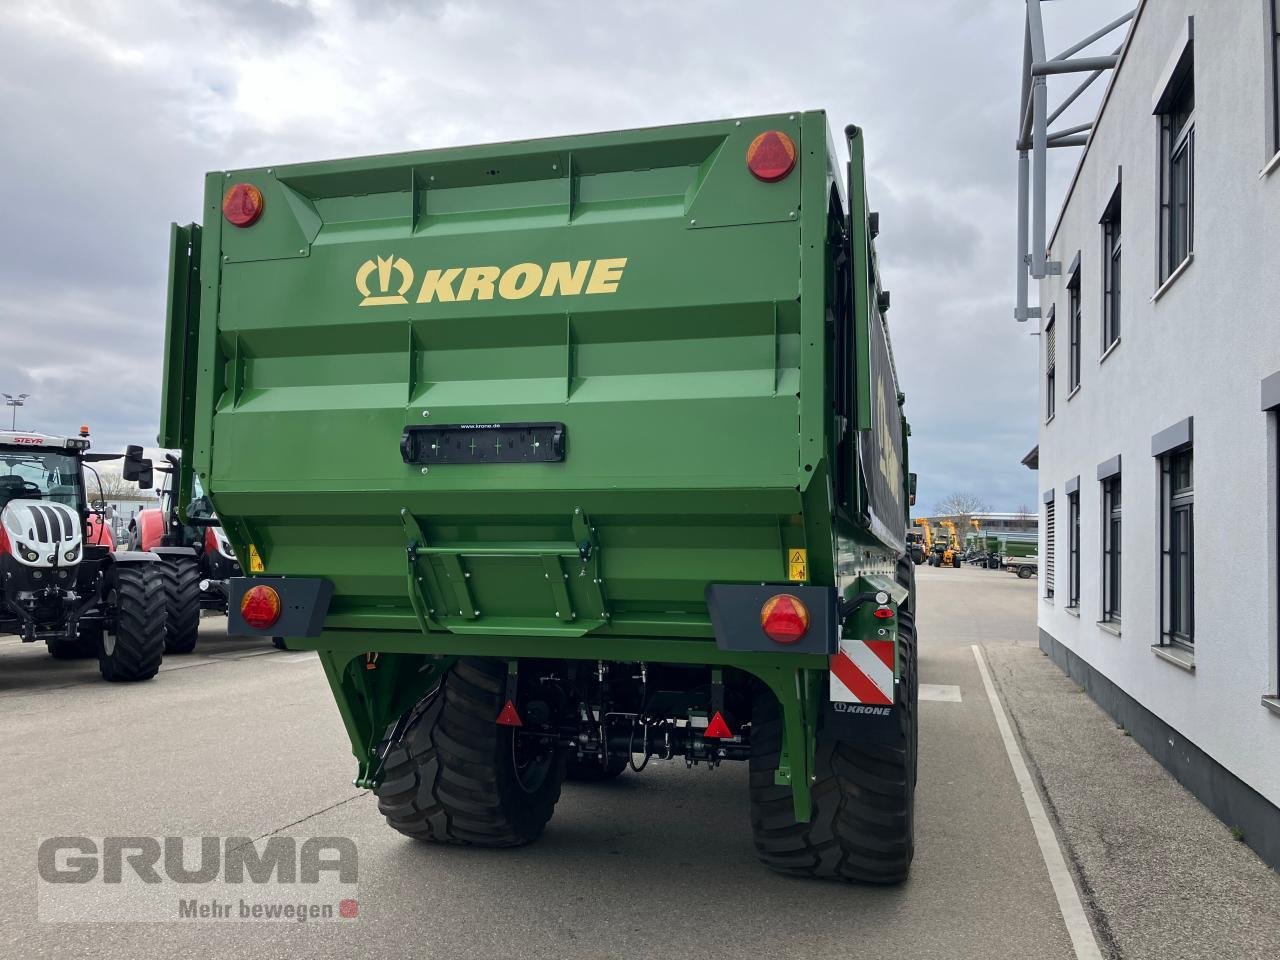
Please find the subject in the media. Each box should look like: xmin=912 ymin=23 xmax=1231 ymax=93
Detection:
xmin=0 ymin=428 xmax=167 ymax=681
xmin=128 ymin=451 xmax=242 ymax=653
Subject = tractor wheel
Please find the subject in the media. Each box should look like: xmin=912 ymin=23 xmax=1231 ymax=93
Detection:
xmin=566 ymin=754 xmax=628 ymax=782
xmin=375 ymin=658 xmax=567 ymax=847
xmin=99 ymin=564 xmax=166 ymax=682
xmin=749 ymin=564 xmax=917 ymax=884
xmin=159 ymin=555 xmax=202 ymax=654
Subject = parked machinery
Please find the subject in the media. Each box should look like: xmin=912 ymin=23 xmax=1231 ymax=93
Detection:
xmin=0 ymin=429 xmax=166 ymax=680
xmin=159 ymin=114 xmax=921 ymax=882
xmin=128 ymin=451 xmax=242 ymax=653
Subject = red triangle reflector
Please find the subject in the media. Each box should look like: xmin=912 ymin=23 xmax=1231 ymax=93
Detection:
xmin=704 ymin=710 xmax=732 ymax=739
xmin=496 ymin=700 xmax=523 ymax=727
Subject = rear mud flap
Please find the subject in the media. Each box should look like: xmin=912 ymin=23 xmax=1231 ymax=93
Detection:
xmin=822 ymin=697 xmax=904 ymax=746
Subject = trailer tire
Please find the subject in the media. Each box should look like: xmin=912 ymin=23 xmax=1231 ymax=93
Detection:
xmin=99 ymin=564 xmax=166 ymax=682
xmin=749 ymin=566 xmax=917 ymax=884
xmin=159 ymin=555 xmax=202 ymax=654
xmin=375 ymin=658 xmax=567 ymax=847
xmin=1016 ymin=565 xmax=1034 ymax=580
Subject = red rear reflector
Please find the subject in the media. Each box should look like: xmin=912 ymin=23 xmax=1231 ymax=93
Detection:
xmin=704 ymin=710 xmax=733 ymax=740
xmin=222 ymin=183 xmax=264 ymax=227
xmin=745 ymin=130 xmax=797 ymax=182
xmin=0 ymin=525 xmax=10 ymax=557
xmin=760 ymin=593 xmax=810 ymax=644
xmin=240 ymin=584 xmax=282 ymax=630
xmin=496 ymin=700 xmax=523 ymax=727
xmin=873 ymin=607 xmax=895 ymax=619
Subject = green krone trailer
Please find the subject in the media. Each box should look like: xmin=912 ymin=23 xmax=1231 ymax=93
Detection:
xmin=160 ymin=112 xmax=917 ymax=882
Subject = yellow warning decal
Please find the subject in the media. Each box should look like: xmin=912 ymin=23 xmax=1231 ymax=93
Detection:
xmin=247 ymin=544 xmax=264 ymax=574
xmin=787 ymin=548 xmax=808 ymax=582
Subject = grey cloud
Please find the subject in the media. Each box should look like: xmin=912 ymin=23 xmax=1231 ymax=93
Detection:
xmin=0 ymin=0 xmax=1130 ymax=508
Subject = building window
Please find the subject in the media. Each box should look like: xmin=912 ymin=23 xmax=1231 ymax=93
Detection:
xmin=1045 ymin=496 xmax=1055 ymax=599
xmin=1101 ymin=188 xmax=1121 ymax=349
xmin=1158 ymin=51 xmax=1194 ymax=281
xmin=1067 ymin=262 xmax=1081 ymax=391
xmin=1068 ymin=489 xmax=1080 ymax=608
xmin=1161 ymin=446 xmax=1194 ymax=647
xmin=1102 ymin=475 xmax=1121 ymax=622
xmin=1270 ymin=1 xmax=1280 ymax=155
xmin=1045 ymin=309 xmax=1056 ymax=421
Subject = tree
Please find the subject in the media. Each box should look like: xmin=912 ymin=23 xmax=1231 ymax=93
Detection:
xmin=83 ymin=466 xmax=153 ymax=509
xmin=934 ymin=492 xmax=991 ymax=518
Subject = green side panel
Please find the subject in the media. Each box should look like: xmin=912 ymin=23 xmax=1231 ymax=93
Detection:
xmin=159 ymin=223 xmax=201 ymax=450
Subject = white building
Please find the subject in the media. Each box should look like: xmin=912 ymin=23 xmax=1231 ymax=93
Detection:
xmin=1023 ymin=1 xmax=1280 ymax=868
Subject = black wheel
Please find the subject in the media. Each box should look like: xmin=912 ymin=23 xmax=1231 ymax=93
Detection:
xmin=47 ymin=633 xmax=97 ymax=660
xmin=748 ymin=561 xmax=917 ymax=883
xmin=374 ymin=658 xmax=567 ymax=846
xmin=566 ymin=754 xmax=628 ymax=782
xmin=272 ymin=637 xmax=288 ymax=650
xmin=159 ymin=554 xmax=201 ymax=654
xmin=1016 ymin=565 xmax=1034 ymax=580
xmin=99 ymin=564 xmax=166 ymax=682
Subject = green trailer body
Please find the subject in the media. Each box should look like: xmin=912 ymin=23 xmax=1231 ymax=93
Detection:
xmin=1003 ymin=538 xmax=1038 ymax=559
xmin=161 ymin=112 xmax=916 ymax=880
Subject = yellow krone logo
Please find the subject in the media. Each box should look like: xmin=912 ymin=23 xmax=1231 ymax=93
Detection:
xmin=355 ymin=256 xmax=627 ymax=307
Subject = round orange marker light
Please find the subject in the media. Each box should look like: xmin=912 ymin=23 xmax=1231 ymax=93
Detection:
xmin=760 ymin=593 xmax=810 ymax=644
xmin=222 ymin=183 xmax=264 ymax=227
xmin=240 ymin=584 xmax=282 ymax=630
xmin=745 ymin=130 xmax=797 ymax=182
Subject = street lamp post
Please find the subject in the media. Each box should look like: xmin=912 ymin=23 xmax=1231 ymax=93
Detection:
xmin=2 ymin=393 xmax=31 ymax=430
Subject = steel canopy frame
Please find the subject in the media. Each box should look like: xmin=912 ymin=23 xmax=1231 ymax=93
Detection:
xmin=1016 ymin=2 xmax=1135 ymax=322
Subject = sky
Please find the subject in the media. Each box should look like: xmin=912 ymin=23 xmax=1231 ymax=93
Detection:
xmin=0 ymin=0 xmax=1130 ymax=512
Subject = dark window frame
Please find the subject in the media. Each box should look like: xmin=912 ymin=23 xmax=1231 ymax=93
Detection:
xmin=1101 ymin=186 xmax=1121 ymax=350
xmin=1270 ymin=0 xmax=1280 ymax=155
xmin=1045 ymin=307 xmax=1056 ymax=422
xmin=1045 ymin=495 xmax=1056 ymax=600
xmin=1068 ymin=489 xmax=1080 ymax=608
xmin=1157 ymin=52 xmax=1195 ymax=282
xmin=1102 ymin=475 xmax=1122 ymax=622
xmin=1067 ymin=260 xmax=1082 ymax=392
xmin=1160 ymin=446 xmax=1195 ymax=648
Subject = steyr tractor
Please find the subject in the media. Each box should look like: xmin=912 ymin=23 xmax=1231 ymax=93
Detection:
xmin=128 ymin=451 xmax=242 ymax=653
xmin=0 ymin=429 xmax=167 ymax=681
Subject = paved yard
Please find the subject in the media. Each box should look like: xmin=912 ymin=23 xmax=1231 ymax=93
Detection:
xmin=0 ymin=565 xmax=1275 ymax=958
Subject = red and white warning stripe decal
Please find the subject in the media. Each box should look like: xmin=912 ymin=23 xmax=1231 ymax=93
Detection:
xmin=829 ymin=639 xmax=895 ymax=705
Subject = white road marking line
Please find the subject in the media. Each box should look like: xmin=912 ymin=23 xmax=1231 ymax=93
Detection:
xmin=919 ymin=683 xmax=962 ymax=702
xmin=972 ymin=643 xmax=1102 ymax=960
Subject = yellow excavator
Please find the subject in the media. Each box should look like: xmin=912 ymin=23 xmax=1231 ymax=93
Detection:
xmin=914 ymin=517 xmax=933 ymax=553
xmin=940 ymin=519 xmax=962 ymax=567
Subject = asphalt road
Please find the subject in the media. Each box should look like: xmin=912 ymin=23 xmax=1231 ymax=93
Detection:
xmin=0 ymin=567 xmax=1082 ymax=959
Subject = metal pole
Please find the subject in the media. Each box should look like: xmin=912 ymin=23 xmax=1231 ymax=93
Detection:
xmin=1047 ymin=120 xmax=1093 ymax=139
xmin=1049 ymin=9 xmax=1135 ymax=63
xmin=1032 ymin=74 xmax=1049 ymax=277
xmin=1033 ymin=55 xmax=1120 ymax=76
xmin=1047 ymin=68 xmax=1105 ymax=126
xmin=1017 ymin=150 xmax=1031 ymax=321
